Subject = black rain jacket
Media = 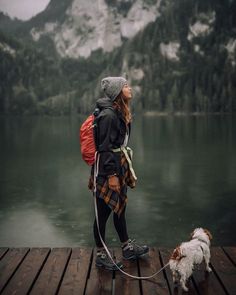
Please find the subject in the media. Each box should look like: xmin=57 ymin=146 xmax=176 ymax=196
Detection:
xmin=93 ymin=97 xmax=131 ymax=177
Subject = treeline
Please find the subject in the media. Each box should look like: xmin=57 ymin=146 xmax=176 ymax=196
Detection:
xmin=0 ymin=31 xmax=110 ymax=115
xmin=95 ymin=0 xmax=236 ymax=113
xmin=136 ymin=0 xmax=236 ymax=113
xmin=0 ymin=31 xmax=69 ymax=114
xmin=0 ymin=0 xmax=235 ymax=115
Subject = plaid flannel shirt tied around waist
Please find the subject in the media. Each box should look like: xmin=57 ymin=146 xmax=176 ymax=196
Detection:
xmin=88 ymin=147 xmax=137 ymax=217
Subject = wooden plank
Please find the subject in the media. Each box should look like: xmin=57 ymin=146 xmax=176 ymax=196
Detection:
xmin=210 ymin=247 xmax=236 ymax=295
xmin=0 ymin=246 xmax=234 ymax=295
xmin=0 ymin=248 xmax=9 ymax=260
xmin=138 ymin=247 xmax=169 ymax=295
xmin=113 ymin=247 xmax=141 ymax=295
xmin=0 ymin=247 xmax=29 ymax=293
xmin=159 ymin=248 xmax=198 ymax=295
xmin=30 ymin=247 xmax=71 ymax=295
xmin=58 ymin=248 xmax=92 ymax=295
xmin=223 ymin=247 xmax=236 ymax=266
xmin=85 ymin=249 xmax=113 ymax=295
xmin=191 ymin=260 xmax=226 ymax=295
xmin=1 ymin=247 xmax=50 ymax=295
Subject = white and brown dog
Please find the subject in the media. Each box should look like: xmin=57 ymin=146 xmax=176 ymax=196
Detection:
xmin=169 ymin=228 xmax=213 ymax=292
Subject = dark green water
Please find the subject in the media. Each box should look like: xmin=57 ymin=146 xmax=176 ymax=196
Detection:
xmin=0 ymin=115 xmax=235 ymax=247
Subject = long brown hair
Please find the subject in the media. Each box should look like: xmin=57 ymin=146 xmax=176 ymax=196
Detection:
xmin=113 ymin=92 xmax=132 ymax=125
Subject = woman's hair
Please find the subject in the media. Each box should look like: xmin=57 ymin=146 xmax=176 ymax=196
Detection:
xmin=113 ymin=92 xmax=132 ymax=125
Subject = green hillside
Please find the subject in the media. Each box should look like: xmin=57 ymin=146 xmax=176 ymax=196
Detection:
xmin=0 ymin=0 xmax=235 ymax=115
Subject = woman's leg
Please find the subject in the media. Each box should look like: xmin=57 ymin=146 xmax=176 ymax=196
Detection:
xmin=114 ymin=204 xmax=149 ymax=260
xmin=93 ymin=197 xmax=112 ymax=248
xmin=113 ymin=205 xmax=129 ymax=243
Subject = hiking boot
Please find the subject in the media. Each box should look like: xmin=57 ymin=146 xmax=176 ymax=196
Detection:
xmin=122 ymin=239 xmax=149 ymax=260
xmin=95 ymin=250 xmax=123 ymax=271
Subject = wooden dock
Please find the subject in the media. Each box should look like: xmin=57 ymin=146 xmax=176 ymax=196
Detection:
xmin=0 ymin=247 xmax=235 ymax=294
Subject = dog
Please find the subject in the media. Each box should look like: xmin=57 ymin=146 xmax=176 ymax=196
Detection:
xmin=169 ymin=228 xmax=213 ymax=292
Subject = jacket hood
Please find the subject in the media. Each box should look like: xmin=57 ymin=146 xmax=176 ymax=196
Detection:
xmin=96 ymin=97 xmax=113 ymax=110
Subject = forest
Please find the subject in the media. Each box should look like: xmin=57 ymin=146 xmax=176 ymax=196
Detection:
xmin=0 ymin=0 xmax=235 ymax=115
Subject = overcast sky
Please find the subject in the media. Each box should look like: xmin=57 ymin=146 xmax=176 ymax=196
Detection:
xmin=0 ymin=0 xmax=50 ymax=20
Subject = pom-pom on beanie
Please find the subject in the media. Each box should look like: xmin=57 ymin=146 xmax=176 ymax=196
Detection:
xmin=101 ymin=76 xmax=127 ymax=101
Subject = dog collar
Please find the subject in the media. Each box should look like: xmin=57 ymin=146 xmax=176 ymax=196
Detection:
xmin=193 ymin=237 xmax=209 ymax=245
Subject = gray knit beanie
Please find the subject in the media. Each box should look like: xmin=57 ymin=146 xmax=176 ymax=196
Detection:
xmin=101 ymin=76 xmax=127 ymax=101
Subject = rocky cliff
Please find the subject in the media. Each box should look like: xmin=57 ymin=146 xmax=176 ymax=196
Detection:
xmin=28 ymin=0 xmax=162 ymax=58
xmin=0 ymin=0 xmax=235 ymax=115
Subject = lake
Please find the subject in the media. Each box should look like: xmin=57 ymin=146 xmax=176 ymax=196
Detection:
xmin=0 ymin=114 xmax=235 ymax=247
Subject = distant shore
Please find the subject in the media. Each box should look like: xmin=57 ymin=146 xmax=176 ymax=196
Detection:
xmin=0 ymin=111 xmax=235 ymax=117
xmin=143 ymin=111 xmax=234 ymax=116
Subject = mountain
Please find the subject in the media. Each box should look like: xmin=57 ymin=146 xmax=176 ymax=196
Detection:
xmin=0 ymin=30 xmax=67 ymax=115
xmin=0 ymin=12 xmax=22 ymax=29
xmin=0 ymin=0 xmax=162 ymax=59
xmin=0 ymin=0 xmax=235 ymax=115
xmin=30 ymin=0 xmax=161 ymax=58
xmin=69 ymin=0 xmax=236 ymax=114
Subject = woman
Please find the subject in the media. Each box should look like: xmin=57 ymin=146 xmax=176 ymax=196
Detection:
xmin=89 ymin=76 xmax=149 ymax=271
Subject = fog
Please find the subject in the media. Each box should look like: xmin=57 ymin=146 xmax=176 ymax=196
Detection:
xmin=0 ymin=0 xmax=50 ymax=20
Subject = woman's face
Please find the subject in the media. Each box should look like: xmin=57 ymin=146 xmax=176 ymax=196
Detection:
xmin=121 ymin=83 xmax=132 ymax=101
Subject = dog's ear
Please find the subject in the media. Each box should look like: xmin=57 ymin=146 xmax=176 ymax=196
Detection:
xmin=204 ymin=229 xmax=213 ymax=240
xmin=189 ymin=230 xmax=194 ymax=240
xmin=170 ymin=246 xmax=182 ymax=260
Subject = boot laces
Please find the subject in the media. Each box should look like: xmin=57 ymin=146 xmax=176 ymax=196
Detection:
xmin=127 ymin=239 xmax=141 ymax=251
xmin=98 ymin=249 xmax=112 ymax=261
xmin=100 ymin=253 xmax=107 ymax=259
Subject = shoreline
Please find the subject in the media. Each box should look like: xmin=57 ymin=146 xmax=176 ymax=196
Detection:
xmin=142 ymin=111 xmax=235 ymax=117
xmin=0 ymin=111 xmax=235 ymax=118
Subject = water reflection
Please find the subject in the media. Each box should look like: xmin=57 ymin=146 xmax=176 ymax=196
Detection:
xmin=0 ymin=115 xmax=235 ymax=247
xmin=0 ymin=206 xmax=72 ymax=247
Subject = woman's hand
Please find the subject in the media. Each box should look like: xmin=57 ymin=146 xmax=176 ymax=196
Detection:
xmin=108 ymin=175 xmax=120 ymax=193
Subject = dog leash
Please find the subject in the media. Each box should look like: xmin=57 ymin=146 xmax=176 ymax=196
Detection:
xmin=93 ymin=152 xmax=170 ymax=279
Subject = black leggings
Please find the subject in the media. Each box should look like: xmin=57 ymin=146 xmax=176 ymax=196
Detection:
xmin=93 ymin=197 xmax=129 ymax=248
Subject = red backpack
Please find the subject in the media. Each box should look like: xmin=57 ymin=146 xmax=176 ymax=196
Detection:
xmin=80 ymin=114 xmax=97 ymax=166
xmin=80 ymin=106 xmax=113 ymax=165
